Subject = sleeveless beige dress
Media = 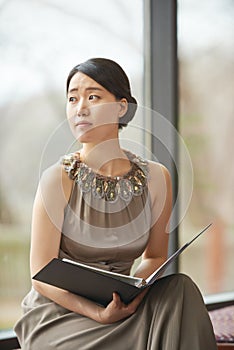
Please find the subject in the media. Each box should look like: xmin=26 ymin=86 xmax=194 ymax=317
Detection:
xmin=14 ymin=152 xmax=217 ymax=350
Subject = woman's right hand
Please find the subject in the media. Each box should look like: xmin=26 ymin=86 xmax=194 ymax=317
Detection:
xmin=96 ymin=289 xmax=148 ymax=324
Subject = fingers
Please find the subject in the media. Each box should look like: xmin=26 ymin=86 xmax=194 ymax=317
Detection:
xmin=112 ymin=292 xmax=120 ymax=303
xmin=112 ymin=293 xmax=133 ymax=314
xmin=112 ymin=289 xmax=148 ymax=310
xmin=101 ymin=291 xmax=145 ymax=323
xmin=112 ymin=292 xmax=123 ymax=308
xmin=111 ymin=290 xmax=146 ymax=317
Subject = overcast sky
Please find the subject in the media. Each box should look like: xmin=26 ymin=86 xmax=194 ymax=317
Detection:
xmin=178 ymin=0 xmax=234 ymax=56
xmin=0 ymin=0 xmax=233 ymax=105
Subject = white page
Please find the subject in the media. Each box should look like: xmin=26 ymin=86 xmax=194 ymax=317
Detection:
xmin=62 ymin=258 xmax=144 ymax=287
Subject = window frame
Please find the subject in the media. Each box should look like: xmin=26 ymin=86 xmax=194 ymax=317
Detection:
xmin=144 ymin=0 xmax=179 ymax=272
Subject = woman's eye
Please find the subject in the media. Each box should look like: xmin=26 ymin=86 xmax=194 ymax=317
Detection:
xmin=68 ymin=97 xmax=76 ymax=103
xmin=89 ymin=95 xmax=100 ymax=101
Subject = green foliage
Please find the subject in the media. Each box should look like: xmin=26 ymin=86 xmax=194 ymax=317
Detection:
xmin=0 ymin=226 xmax=30 ymax=328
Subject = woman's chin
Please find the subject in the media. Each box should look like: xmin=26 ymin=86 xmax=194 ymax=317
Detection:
xmin=72 ymin=129 xmax=93 ymax=143
xmin=73 ymin=125 xmax=118 ymax=144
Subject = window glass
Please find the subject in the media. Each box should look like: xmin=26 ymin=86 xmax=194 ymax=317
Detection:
xmin=178 ymin=0 xmax=234 ymax=295
xmin=0 ymin=0 xmax=144 ymax=328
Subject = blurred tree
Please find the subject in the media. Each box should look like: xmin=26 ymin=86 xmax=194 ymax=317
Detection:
xmin=0 ymin=185 xmax=15 ymax=224
xmin=179 ymin=48 xmax=234 ymax=292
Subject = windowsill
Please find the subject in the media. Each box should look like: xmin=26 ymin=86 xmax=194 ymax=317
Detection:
xmin=204 ymin=291 xmax=234 ymax=311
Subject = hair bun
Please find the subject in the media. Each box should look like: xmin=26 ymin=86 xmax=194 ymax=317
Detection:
xmin=119 ymin=96 xmax=137 ymax=128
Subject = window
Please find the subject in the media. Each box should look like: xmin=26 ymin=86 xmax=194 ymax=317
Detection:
xmin=0 ymin=0 xmax=144 ymax=329
xmin=178 ymin=0 xmax=234 ymax=295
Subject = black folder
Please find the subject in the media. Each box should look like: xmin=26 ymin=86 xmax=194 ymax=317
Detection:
xmin=33 ymin=224 xmax=212 ymax=306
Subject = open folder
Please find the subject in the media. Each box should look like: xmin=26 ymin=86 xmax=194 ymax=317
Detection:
xmin=33 ymin=223 xmax=212 ymax=306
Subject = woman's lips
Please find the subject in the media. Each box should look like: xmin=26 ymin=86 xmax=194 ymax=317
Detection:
xmin=75 ymin=121 xmax=92 ymax=128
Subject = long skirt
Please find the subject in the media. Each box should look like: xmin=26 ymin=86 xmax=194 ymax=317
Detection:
xmin=14 ymin=274 xmax=217 ymax=350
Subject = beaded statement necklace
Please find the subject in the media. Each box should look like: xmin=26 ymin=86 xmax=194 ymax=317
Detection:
xmin=61 ymin=151 xmax=149 ymax=203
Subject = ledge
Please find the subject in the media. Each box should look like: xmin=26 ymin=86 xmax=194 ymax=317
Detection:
xmin=0 ymin=330 xmax=20 ymax=350
xmin=204 ymin=291 xmax=234 ymax=311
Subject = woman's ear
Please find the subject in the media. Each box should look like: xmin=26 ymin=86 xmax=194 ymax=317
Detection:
xmin=118 ymin=98 xmax=128 ymax=118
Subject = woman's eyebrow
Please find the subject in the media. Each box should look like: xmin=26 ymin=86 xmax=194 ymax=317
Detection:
xmin=86 ymin=87 xmax=104 ymax=92
xmin=68 ymin=87 xmax=104 ymax=93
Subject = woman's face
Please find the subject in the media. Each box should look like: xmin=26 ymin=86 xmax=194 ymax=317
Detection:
xmin=66 ymin=72 xmax=127 ymax=144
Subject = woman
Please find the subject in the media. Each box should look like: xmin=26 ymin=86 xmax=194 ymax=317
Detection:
xmin=14 ymin=58 xmax=217 ymax=349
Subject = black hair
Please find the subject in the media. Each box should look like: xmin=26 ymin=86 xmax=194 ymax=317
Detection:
xmin=66 ymin=58 xmax=137 ymax=129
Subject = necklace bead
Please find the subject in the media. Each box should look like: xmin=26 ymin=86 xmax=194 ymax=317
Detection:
xmin=61 ymin=151 xmax=148 ymax=203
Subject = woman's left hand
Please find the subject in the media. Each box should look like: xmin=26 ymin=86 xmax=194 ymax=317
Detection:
xmin=96 ymin=288 xmax=149 ymax=324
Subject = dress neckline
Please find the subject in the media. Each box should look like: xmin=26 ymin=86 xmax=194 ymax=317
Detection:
xmin=75 ymin=151 xmax=134 ymax=180
xmin=61 ymin=150 xmax=148 ymax=203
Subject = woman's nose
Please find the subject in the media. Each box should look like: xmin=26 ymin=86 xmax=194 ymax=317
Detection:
xmin=76 ymin=99 xmax=89 ymax=117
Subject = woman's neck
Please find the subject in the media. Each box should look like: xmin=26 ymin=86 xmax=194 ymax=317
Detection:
xmin=79 ymin=140 xmax=131 ymax=177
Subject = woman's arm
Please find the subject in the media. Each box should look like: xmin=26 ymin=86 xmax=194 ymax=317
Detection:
xmin=134 ymin=162 xmax=172 ymax=279
xmin=30 ymin=162 xmax=105 ymax=321
xmin=30 ymin=162 xmax=144 ymax=324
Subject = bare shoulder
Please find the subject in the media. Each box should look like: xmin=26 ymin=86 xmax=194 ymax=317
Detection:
xmin=39 ymin=159 xmax=73 ymax=203
xmin=147 ymin=160 xmax=171 ymax=184
xmin=147 ymin=160 xmax=172 ymax=205
xmin=40 ymin=160 xmax=70 ymax=185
